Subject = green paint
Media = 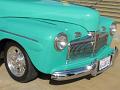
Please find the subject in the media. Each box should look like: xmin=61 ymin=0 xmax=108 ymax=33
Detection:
xmin=0 ymin=0 xmax=115 ymax=74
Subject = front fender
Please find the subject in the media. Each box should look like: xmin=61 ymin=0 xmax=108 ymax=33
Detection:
xmin=0 ymin=17 xmax=89 ymax=74
xmin=0 ymin=17 xmax=61 ymax=73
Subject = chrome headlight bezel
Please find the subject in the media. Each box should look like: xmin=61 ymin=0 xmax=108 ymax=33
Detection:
xmin=54 ymin=32 xmax=68 ymax=51
xmin=110 ymin=22 xmax=117 ymax=36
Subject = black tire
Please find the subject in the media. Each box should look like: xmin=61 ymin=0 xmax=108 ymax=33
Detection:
xmin=4 ymin=41 xmax=38 ymax=83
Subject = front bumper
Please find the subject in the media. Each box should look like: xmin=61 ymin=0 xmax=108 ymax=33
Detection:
xmin=51 ymin=47 xmax=118 ymax=81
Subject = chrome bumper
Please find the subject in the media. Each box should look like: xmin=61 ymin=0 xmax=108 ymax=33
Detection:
xmin=51 ymin=47 xmax=118 ymax=81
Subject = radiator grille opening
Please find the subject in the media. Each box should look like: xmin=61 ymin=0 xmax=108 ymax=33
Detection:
xmin=67 ymin=32 xmax=108 ymax=60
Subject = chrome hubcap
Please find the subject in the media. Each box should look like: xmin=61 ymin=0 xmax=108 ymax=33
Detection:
xmin=7 ymin=46 xmax=26 ymax=77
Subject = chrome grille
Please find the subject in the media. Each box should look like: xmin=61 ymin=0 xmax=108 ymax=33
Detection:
xmin=67 ymin=32 xmax=108 ymax=59
xmin=94 ymin=33 xmax=108 ymax=53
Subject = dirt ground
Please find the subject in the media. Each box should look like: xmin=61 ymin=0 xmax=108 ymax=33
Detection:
xmin=0 ymin=25 xmax=120 ymax=90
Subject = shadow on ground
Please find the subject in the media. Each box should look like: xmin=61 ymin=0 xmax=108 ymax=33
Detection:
xmin=49 ymin=75 xmax=92 ymax=85
xmin=0 ymin=59 xmax=4 ymax=67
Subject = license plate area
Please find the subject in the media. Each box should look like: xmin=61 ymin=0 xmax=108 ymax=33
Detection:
xmin=99 ymin=56 xmax=111 ymax=71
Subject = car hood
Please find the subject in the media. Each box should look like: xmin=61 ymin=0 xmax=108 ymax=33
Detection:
xmin=0 ymin=0 xmax=100 ymax=31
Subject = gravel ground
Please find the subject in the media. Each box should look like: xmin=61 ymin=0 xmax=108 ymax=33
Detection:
xmin=0 ymin=24 xmax=120 ymax=90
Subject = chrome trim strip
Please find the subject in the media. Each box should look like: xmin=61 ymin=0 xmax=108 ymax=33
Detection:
xmin=93 ymin=31 xmax=97 ymax=55
xmin=0 ymin=30 xmax=38 ymax=42
xmin=51 ymin=47 xmax=118 ymax=81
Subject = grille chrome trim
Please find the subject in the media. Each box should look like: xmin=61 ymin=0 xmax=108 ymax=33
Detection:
xmin=67 ymin=32 xmax=108 ymax=60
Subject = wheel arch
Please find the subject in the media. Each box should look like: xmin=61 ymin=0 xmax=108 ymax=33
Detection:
xmin=0 ymin=38 xmax=45 ymax=73
xmin=0 ymin=38 xmax=28 ymax=58
xmin=2 ymin=39 xmax=38 ymax=82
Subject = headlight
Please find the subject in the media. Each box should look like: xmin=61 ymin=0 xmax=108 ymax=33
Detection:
xmin=55 ymin=32 xmax=68 ymax=51
xmin=110 ymin=23 xmax=117 ymax=36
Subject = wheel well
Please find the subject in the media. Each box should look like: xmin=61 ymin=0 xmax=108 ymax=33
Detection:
xmin=0 ymin=39 xmax=21 ymax=59
xmin=0 ymin=38 xmax=38 ymax=71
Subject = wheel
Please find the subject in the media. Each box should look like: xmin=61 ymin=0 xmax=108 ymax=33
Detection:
xmin=4 ymin=42 xmax=38 ymax=83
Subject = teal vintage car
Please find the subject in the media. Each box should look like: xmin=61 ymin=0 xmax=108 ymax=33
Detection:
xmin=0 ymin=0 xmax=118 ymax=82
